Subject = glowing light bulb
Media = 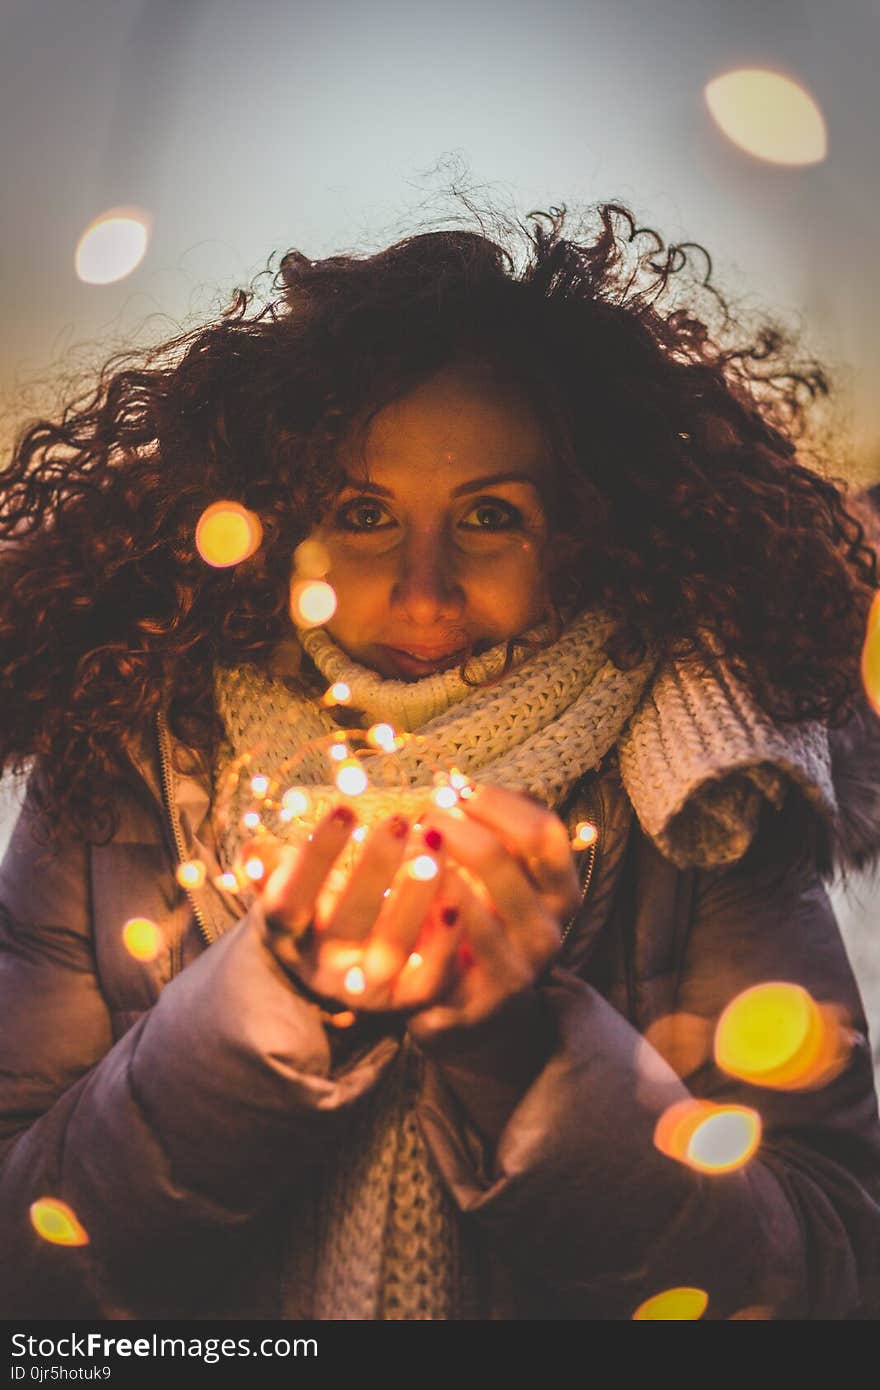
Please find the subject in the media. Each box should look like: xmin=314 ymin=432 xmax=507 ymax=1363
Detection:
xmin=573 ymin=820 xmax=598 ymax=848
xmin=704 ymin=68 xmax=827 ymax=166
xmin=216 ymin=872 xmax=239 ymax=891
xmin=176 ymin=860 xmax=206 ymax=889
xmin=242 ymin=811 xmax=261 ymax=830
xmin=449 ymin=769 xmax=469 ymax=789
xmin=290 ymin=578 xmax=337 ymax=628
xmin=327 ymin=1010 xmax=357 ymax=1029
xmin=335 ymin=760 xmax=368 ymax=796
xmin=344 ymin=965 xmax=366 ymax=995
xmin=244 ymin=856 xmax=265 ymax=881
xmin=330 ymin=743 xmax=348 ymax=762
xmin=654 ymin=1098 xmax=761 ymax=1174
xmin=408 ymin=855 xmax=439 ymax=881
xmin=432 ymin=785 xmax=459 ymax=809
xmin=282 ymin=788 xmax=310 ymax=816
xmin=292 ymin=537 xmax=331 ymax=578
xmin=122 ymin=917 xmax=162 ymax=962
xmin=74 ymin=206 xmax=150 ymax=284
xmin=352 ymin=826 xmax=368 ymax=842
xmin=322 ymin=680 xmax=352 ymax=706
xmin=30 ymin=1198 xmax=89 ymax=1247
xmin=195 ymin=501 xmax=262 ymax=568
xmin=714 ymin=981 xmax=832 ymax=1089
xmin=407 ymin=952 xmax=423 ymax=969
xmin=250 ymin=775 xmax=270 ymax=797
xmin=633 ymin=1288 xmax=708 ymax=1320
xmin=367 ymin=723 xmax=397 ymax=751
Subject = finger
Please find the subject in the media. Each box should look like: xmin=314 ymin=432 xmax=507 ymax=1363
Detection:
xmin=363 ymin=828 xmax=448 ymax=982
xmin=418 ymin=810 xmax=562 ymax=969
xmin=261 ymin=803 xmax=358 ymax=933
xmin=389 ymin=893 xmax=464 ymax=1009
xmin=456 ymin=784 xmax=580 ymax=919
xmin=323 ymin=812 xmax=411 ymax=942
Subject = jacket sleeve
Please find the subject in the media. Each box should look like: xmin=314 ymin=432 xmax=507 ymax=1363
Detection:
xmin=416 ymin=825 xmax=880 ymax=1320
xmin=0 ymin=775 xmax=399 ymax=1318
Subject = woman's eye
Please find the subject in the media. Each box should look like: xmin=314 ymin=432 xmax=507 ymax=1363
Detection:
xmin=460 ymin=500 xmax=523 ymax=531
xmin=334 ymin=499 xmax=393 ymax=532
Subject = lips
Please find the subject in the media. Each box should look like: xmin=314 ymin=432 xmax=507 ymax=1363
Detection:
xmin=379 ymin=644 xmax=465 ymax=676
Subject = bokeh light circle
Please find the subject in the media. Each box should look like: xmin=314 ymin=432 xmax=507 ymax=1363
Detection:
xmin=704 ymin=68 xmax=827 ymax=166
xmin=75 ymin=207 xmax=150 ymax=284
xmin=195 ymin=502 xmax=262 ymax=568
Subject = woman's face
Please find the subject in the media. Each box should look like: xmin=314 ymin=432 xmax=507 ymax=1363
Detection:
xmin=311 ymin=364 xmax=553 ymax=680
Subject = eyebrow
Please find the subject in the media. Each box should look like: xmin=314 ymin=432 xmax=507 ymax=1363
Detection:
xmin=339 ymin=470 xmax=542 ymax=498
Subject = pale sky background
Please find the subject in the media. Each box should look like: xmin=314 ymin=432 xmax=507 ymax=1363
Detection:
xmin=1 ymin=0 xmax=878 ymax=474
xmin=1 ymin=0 xmax=878 ymax=1035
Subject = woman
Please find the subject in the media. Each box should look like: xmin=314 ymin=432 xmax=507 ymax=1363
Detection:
xmin=1 ymin=204 xmax=879 ymax=1320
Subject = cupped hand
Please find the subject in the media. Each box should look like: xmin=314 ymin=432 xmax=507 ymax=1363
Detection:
xmin=252 ymin=804 xmax=462 ymax=1013
xmin=406 ymin=783 xmax=581 ymax=1041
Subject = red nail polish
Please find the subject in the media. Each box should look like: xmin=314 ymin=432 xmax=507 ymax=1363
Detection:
xmin=441 ymin=905 xmax=459 ymax=927
xmin=331 ymin=805 xmax=356 ymax=827
xmin=424 ymin=827 xmax=443 ymax=852
xmin=388 ymin=815 xmax=409 ymax=840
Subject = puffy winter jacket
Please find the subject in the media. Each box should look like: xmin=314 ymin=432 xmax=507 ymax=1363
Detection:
xmin=1 ymin=706 xmax=879 ymax=1320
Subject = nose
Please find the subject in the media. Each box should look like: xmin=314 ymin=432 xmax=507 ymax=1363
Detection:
xmin=390 ymin=528 xmax=465 ymax=627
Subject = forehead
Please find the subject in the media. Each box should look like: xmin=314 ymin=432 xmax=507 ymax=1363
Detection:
xmin=344 ymin=366 xmax=549 ymax=488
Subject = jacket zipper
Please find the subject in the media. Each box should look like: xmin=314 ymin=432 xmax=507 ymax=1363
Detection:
xmin=560 ymin=781 xmax=602 ymax=947
xmin=156 ymin=709 xmax=215 ymax=951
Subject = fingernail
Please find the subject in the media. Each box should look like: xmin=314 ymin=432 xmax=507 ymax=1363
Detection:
xmin=331 ymin=804 xmax=356 ymax=827
xmin=388 ymin=814 xmax=409 ymax=840
xmin=423 ymin=827 xmax=443 ymax=852
xmin=441 ymin=905 xmax=459 ymax=927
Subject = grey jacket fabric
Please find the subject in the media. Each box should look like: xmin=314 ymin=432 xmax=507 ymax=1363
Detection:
xmin=1 ymin=706 xmax=880 ymax=1320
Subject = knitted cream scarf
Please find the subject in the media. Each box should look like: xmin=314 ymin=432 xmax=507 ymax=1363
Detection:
xmin=212 ymin=605 xmax=837 ymax=877
xmin=210 ymin=605 xmax=836 ymax=1321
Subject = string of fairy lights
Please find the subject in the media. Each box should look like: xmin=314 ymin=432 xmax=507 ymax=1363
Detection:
xmin=27 ymin=497 xmax=880 ymax=1321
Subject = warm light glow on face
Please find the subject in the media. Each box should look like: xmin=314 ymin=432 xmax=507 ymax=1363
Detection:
xmin=176 ymin=860 xmax=206 ymax=889
xmin=633 ymin=1287 xmax=708 ymax=1320
xmin=654 ymin=1098 xmax=761 ymax=1173
xmin=335 ymin=760 xmax=368 ymax=795
xmin=704 ymin=68 xmax=827 ymax=166
xmin=122 ymin=916 xmax=162 ymax=962
xmin=344 ymin=965 xmax=366 ymax=995
xmin=714 ymin=981 xmax=836 ymax=1088
xmin=195 ymin=501 xmax=263 ymax=568
xmin=290 ymin=578 xmax=338 ymax=628
xmin=30 ymin=1198 xmax=90 ymax=1247
xmin=408 ymin=854 xmax=439 ymax=881
xmin=74 ymin=207 xmax=150 ymax=284
xmin=293 ymin=537 xmax=331 ymax=578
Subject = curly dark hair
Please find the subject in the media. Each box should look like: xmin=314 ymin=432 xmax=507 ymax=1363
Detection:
xmin=2 ymin=201 xmax=877 ymax=845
